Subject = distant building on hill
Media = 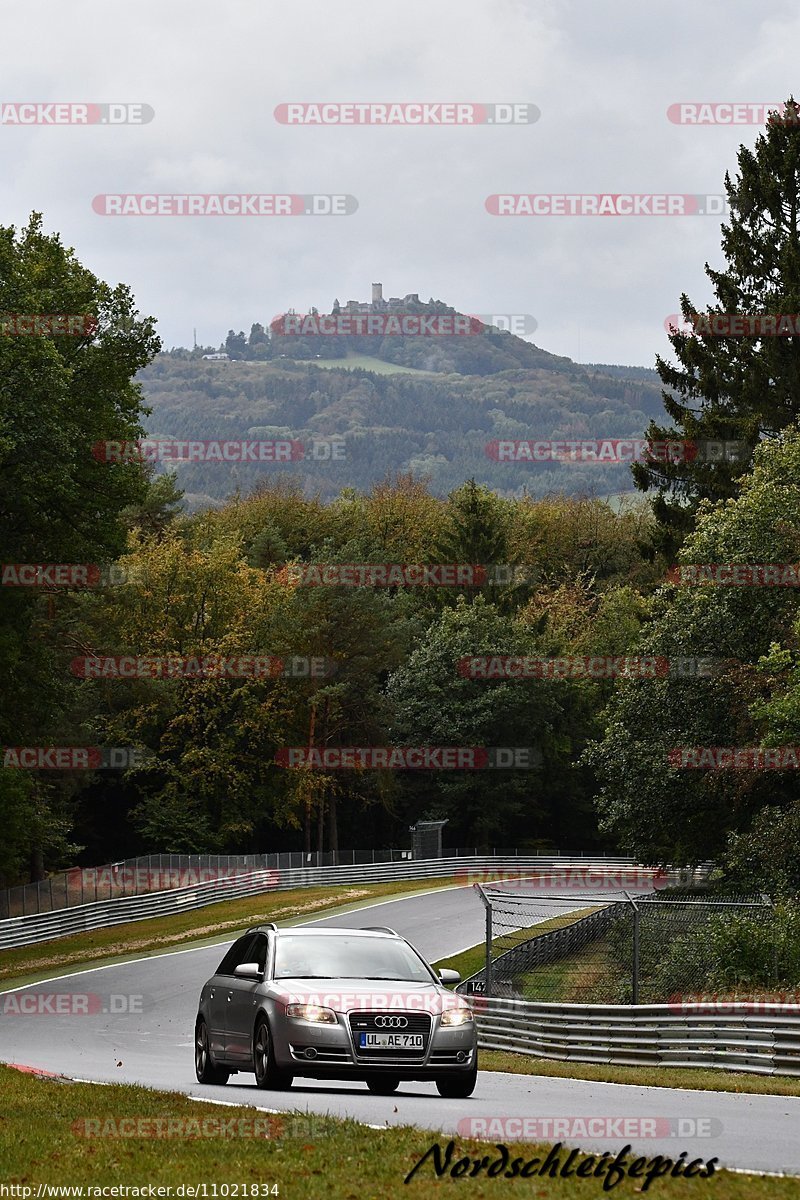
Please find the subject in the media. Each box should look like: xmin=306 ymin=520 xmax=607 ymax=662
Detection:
xmin=339 ymin=283 xmax=421 ymax=315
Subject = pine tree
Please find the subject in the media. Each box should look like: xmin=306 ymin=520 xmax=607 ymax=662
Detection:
xmin=433 ymin=479 xmax=521 ymax=609
xmin=633 ymin=97 xmax=800 ymax=550
xmin=436 ymin=479 xmax=509 ymax=566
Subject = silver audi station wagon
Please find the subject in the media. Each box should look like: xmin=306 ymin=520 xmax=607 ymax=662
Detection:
xmin=194 ymin=924 xmax=478 ymax=1096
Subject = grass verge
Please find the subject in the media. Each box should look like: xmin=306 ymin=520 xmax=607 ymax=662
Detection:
xmin=308 ymin=352 xmax=434 ymax=375
xmin=432 ymin=907 xmax=599 ymax=984
xmin=0 ymin=1064 xmax=790 ymax=1197
xmin=478 ymin=1051 xmax=800 ymax=1098
xmin=514 ymin=933 xmax=617 ymax=1003
xmin=0 ymin=877 xmax=457 ymax=990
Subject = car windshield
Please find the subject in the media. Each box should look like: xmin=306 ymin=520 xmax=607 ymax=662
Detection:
xmin=273 ymin=935 xmax=434 ymax=982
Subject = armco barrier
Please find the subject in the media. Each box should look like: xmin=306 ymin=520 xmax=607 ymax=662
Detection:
xmin=0 ymin=849 xmax=641 ymax=917
xmin=3 ymin=848 xmax=482 ymax=918
xmin=465 ymin=995 xmax=800 ymax=1077
xmin=0 ymin=856 xmax=658 ymax=951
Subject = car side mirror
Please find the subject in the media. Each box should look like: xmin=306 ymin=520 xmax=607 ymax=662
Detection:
xmin=438 ymin=968 xmax=461 ymax=986
xmin=234 ymin=962 xmax=262 ymax=980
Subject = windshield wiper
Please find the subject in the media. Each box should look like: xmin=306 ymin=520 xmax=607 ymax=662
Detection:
xmin=274 ymin=974 xmax=428 ymax=981
xmin=274 ymin=974 xmax=335 ymax=979
xmin=357 ymin=976 xmax=426 ymax=982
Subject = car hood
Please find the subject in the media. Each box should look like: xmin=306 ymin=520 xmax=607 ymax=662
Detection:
xmin=270 ymin=977 xmax=465 ymax=1015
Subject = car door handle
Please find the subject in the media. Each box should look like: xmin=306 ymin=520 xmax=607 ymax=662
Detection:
xmin=226 ymin=992 xmax=233 ymax=1002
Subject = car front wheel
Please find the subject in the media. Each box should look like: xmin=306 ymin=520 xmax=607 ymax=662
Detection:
xmin=253 ymin=1017 xmax=294 ymax=1090
xmin=435 ymin=1063 xmax=477 ymax=1098
xmin=366 ymin=1075 xmax=400 ymax=1094
xmin=195 ymin=1019 xmax=230 ymax=1085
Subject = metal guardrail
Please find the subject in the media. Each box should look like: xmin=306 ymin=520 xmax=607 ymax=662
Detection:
xmin=1 ymin=848 xmax=484 ymax=919
xmin=0 ymin=856 xmax=642 ymax=951
xmin=0 ymin=847 xmax=624 ymax=918
xmin=467 ymin=996 xmax=800 ymax=1077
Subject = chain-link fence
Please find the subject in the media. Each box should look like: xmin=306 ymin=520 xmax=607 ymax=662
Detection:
xmin=460 ymin=881 xmax=775 ymax=1004
xmin=0 ymin=846 xmax=600 ymax=919
xmin=0 ymin=849 xmax=423 ymax=919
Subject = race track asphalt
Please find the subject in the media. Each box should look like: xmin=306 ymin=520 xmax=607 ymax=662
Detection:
xmin=2 ymin=881 xmax=799 ymax=1177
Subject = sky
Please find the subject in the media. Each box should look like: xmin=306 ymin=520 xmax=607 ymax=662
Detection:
xmin=2 ymin=0 xmax=798 ymax=366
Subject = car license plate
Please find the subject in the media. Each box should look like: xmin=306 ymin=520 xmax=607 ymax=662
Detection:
xmin=359 ymin=1032 xmax=424 ymax=1049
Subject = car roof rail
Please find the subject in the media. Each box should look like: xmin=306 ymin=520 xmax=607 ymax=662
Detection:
xmin=361 ymin=926 xmax=398 ymax=935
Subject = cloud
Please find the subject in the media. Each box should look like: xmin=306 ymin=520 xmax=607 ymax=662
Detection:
xmin=0 ymin=0 xmax=793 ymax=364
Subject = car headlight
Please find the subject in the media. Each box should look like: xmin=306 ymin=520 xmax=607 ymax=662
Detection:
xmin=286 ymin=1003 xmax=338 ymax=1024
xmin=440 ymin=1005 xmax=474 ymax=1026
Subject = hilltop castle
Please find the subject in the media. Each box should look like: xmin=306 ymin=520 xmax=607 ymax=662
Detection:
xmin=332 ymin=283 xmax=422 ymax=315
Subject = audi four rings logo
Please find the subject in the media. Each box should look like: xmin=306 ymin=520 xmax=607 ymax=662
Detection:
xmin=374 ymin=1015 xmax=408 ymax=1028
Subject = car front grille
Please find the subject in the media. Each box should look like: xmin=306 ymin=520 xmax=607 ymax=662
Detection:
xmin=348 ymin=1012 xmax=432 ymax=1057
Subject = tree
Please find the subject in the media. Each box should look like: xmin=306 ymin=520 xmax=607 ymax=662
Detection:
xmin=725 ymin=801 xmax=800 ymax=898
xmin=247 ymin=323 xmax=271 ymax=361
xmin=633 ymin=98 xmax=800 ymax=550
xmin=0 ymin=214 xmax=160 ymax=883
xmin=68 ymin=527 xmax=296 ymax=853
xmin=119 ymin=469 xmax=183 ymax=538
xmin=433 ymin=479 xmax=520 ymax=610
xmin=0 ymin=214 xmax=160 ymax=564
xmin=386 ymin=597 xmax=585 ymax=848
xmin=225 ymin=329 xmax=247 ymax=359
xmin=588 ymin=428 xmax=800 ymax=863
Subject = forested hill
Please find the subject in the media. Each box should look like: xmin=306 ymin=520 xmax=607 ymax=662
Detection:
xmin=138 ymin=319 xmax=667 ymax=509
xmin=225 ymin=303 xmax=566 ymax=375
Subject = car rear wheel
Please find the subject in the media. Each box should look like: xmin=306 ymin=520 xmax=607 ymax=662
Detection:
xmin=435 ymin=1063 xmax=478 ymax=1098
xmin=253 ymin=1017 xmax=294 ymax=1090
xmin=366 ymin=1075 xmax=400 ymax=1094
xmin=195 ymin=1019 xmax=230 ymax=1085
